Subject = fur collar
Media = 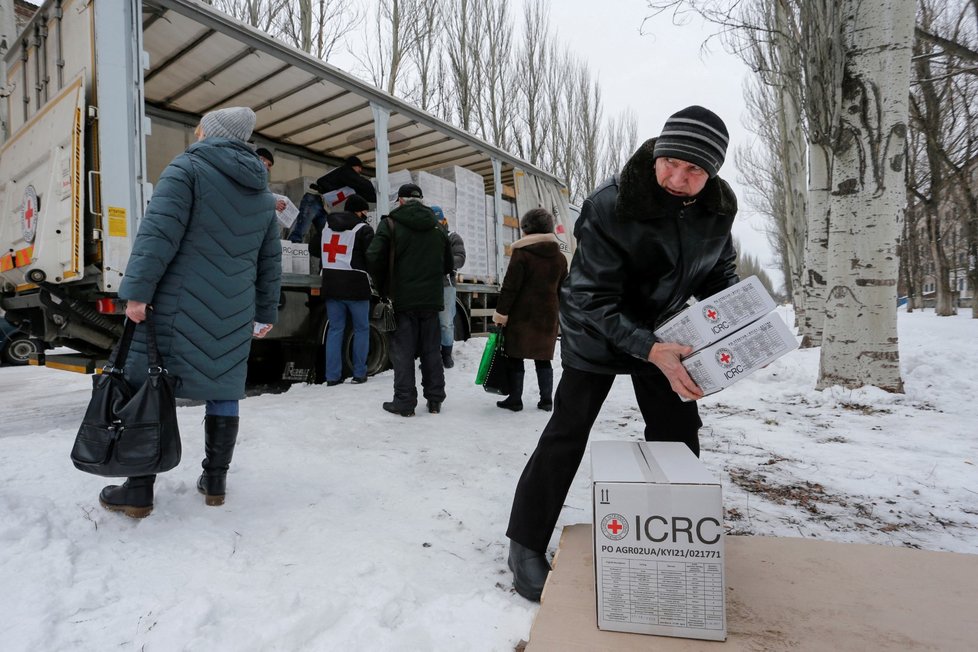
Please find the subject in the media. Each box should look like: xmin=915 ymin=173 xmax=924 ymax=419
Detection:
xmin=615 ymin=137 xmax=737 ymax=222
xmin=511 ymin=233 xmax=559 ymax=249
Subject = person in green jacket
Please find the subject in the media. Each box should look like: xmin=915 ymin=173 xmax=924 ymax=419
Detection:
xmin=98 ymin=106 xmax=282 ymax=519
xmin=367 ymin=183 xmax=453 ymax=417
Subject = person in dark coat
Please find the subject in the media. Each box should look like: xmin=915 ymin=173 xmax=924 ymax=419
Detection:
xmin=366 ymin=183 xmax=453 ymax=417
xmin=100 ymin=106 xmax=281 ymax=519
xmin=491 ymin=208 xmax=567 ymax=412
xmin=433 ymin=206 xmax=466 ymax=369
xmin=320 ymin=195 xmax=375 ymax=385
xmin=289 ymin=156 xmax=377 ymax=243
xmin=505 ymin=106 xmax=739 ymax=601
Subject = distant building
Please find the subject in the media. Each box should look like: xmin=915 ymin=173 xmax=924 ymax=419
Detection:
xmin=901 ymin=154 xmax=976 ymax=309
xmin=14 ymin=1 xmax=37 ymax=32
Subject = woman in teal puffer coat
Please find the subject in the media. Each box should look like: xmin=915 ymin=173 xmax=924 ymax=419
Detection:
xmin=98 ymin=106 xmax=281 ymax=519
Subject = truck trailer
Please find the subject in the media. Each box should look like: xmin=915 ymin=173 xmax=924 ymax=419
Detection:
xmin=0 ymin=0 xmax=574 ymax=383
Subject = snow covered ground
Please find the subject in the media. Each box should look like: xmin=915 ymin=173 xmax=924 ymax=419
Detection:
xmin=1 ymin=307 xmax=976 ymax=651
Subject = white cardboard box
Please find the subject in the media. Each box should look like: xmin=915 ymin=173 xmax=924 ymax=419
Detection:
xmin=653 ymin=275 xmax=776 ymax=352
xmin=681 ymin=312 xmax=798 ymax=396
xmin=591 ymin=441 xmax=725 ymax=641
xmin=280 ymin=240 xmax=310 ymax=275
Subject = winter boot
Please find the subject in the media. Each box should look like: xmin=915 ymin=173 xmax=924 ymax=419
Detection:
xmin=536 ymin=364 xmax=554 ymax=411
xmin=508 ymin=539 xmax=551 ymax=602
xmin=441 ymin=344 xmax=455 ymax=369
xmin=496 ymin=363 xmax=525 ymax=412
xmin=197 ymin=415 xmax=240 ymax=506
xmin=100 ymin=475 xmax=156 ymax=519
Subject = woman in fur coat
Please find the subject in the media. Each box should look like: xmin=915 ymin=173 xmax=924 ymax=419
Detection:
xmin=491 ymin=209 xmax=568 ymax=411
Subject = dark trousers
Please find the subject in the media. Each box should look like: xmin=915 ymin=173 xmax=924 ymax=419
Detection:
xmin=506 ymin=366 xmax=703 ymax=553
xmin=389 ymin=310 xmax=446 ymax=408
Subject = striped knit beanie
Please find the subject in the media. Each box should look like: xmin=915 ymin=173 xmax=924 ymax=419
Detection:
xmin=652 ymin=106 xmax=728 ymax=178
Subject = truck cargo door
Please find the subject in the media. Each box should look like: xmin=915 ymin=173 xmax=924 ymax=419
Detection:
xmin=0 ymin=72 xmax=86 ymax=287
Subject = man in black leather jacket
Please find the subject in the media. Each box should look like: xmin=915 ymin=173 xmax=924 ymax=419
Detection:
xmin=505 ymin=106 xmax=739 ymax=601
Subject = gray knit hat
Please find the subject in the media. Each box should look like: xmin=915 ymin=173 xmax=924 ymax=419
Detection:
xmin=652 ymin=105 xmax=729 ymax=178
xmin=200 ymin=107 xmax=256 ymax=142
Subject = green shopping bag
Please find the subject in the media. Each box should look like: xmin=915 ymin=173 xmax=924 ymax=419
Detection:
xmin=475 ymin=331 xmax=501 ymax=385
xmin=475 ymin=330 xmax=510 ymax=395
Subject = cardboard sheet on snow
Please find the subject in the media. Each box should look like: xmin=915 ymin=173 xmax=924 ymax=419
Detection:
xmin=526 ymin=524 xmax=978 ymax=651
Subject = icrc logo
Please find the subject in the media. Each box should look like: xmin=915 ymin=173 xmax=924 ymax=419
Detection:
xmin=600 ymin=513 xmax=629 ymax=541
xmin=716 ymin=348 xmax=735 ymax=367
xmin=702 ymin=304 xmax=720 ymax=323
xmin=22 ymin=185 xmax=39 ymax=243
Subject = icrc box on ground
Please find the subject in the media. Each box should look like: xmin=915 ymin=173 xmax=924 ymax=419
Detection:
xmin=591 ymin=441 xmax=725 ymax=641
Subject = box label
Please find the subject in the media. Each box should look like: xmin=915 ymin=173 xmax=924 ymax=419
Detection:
xmin=654 ymin=275 xmax=776 ymax=351
xmin=594 ymin=482 xmax=725 ymax=639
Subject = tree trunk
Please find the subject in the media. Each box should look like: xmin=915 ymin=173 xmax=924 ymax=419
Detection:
xmin=817 ymin=0 xmax=913 ymax=393
xmin=774 ymin=1 xmax=808 ymax=325
xmin=927 ymin=208 xmax=957 ymax=315
xmin=800 ymin=142 xmax=831 ymax=347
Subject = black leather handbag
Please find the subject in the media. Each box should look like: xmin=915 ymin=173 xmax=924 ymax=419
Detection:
xmin=70 ymin=313 xmax=181 ymax=477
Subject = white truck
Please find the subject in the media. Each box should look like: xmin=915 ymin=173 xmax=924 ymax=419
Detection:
xmin=0 ymin=0 xmax=574 ymax=382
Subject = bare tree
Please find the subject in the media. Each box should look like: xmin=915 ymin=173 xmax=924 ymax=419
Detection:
xmin=443 ymin=0 xmax=485 ymax=131
xmin=514 ymin=0 xmax=551 ymax=166
xmin=731 ymin=0 xmax=807 ymax=312
xmin=276 ymin=0 xmax=361 ymax=61
xmin=351 ymin=0 xmax=426 ymax=95
xmin=574 ymin=61 xmax=603 ymax=198
xmin=402 ymin=0 xmax=443 ymax=112
xmin=601 ymin=109 xmax=638 ymax=181
xmin=213 ymin=0 xmax=286 ymax=31
xmin=473 ymin=0 xmax=515 ymax=149
xmin=816 ymin=0 xmax=914 ymax=392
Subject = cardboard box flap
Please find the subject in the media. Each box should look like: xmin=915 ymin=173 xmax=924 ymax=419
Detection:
xmin=638 ymin=442 xmax=718 ymax=485
xmin=591 ymin=441 xmax=659 ymax=483
xmin=591 ymin=441 xmax=719 ymax=486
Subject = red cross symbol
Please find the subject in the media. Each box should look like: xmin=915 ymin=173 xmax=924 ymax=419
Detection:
xmin=606 ymin=519 xmax=623 ymax=535
xmin=322 ymin=234 xmax=348 ymax=262
xmin=706 ymin=309 xmax=717 ymax=320
xmin=720 ymin=352 xmax=732 ymax=364
xmin=24 ymin=201 xmax=35 ymax=229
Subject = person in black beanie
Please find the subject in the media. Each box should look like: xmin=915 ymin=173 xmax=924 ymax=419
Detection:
xmin=504 ymin=105 xmax=739 ymax=601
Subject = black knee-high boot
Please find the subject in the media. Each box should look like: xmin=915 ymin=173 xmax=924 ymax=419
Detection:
xmin=536 ymin=362 xmax=553 ymax=411
xmin=100 ymin=475 xmax=156 ymax=518
xmin=197 ymin=415 xmax=240 ymax=506
xmin=497 ymin=359 xmax=525 ymax=411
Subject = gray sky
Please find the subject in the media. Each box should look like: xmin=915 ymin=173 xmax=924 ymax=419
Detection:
xmin=537 ymin=0 xmax=778 ymax=282
xmin=337 ymin=0 xmax=778 ymax=284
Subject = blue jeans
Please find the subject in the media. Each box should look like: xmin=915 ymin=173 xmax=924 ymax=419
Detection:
xmin=288 ymin=193 xmax=327 ymax=243
xmin=439 ymin=284 xmax=456 ymax=347
xmin=326 ymin=298 xmax=370 ymax=380
xmin=205 ymin=400 xmax=239 ymax=417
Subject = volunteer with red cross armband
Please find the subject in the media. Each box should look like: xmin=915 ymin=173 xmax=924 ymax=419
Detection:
xmin=320 ymin=195 xmax=375 ymax=386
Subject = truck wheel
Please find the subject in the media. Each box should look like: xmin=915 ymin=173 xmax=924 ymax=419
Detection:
xmin=2 ymin=333 xmax=42 ymax=366
xmin=344 ymin=322 xmax=390 ymax=377
xmin=246 ymin=340 xmax=286 ymax=385
xmin=453 ymin=299 xmax=470 ymax=341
